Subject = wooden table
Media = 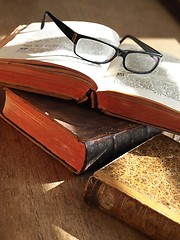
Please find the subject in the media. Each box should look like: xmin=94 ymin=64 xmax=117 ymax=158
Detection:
xmin=0 ymin=1 xmax=179 ymax=239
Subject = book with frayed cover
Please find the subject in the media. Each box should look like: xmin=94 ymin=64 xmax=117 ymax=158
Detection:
xmin=84 ymin=134 xmax=180 ymax=239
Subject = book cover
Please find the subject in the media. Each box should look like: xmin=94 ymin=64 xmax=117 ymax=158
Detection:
xmin=84 ymin=134 xmax=180 ymax=239
xmin=0 ymin=17 xmax=179 ymax=133
xmin=1 ymin=88 xmax=159 ymax=174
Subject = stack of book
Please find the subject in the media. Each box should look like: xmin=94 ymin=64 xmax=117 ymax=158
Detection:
xmin=0 ymin=16 xmax=179 ymax=239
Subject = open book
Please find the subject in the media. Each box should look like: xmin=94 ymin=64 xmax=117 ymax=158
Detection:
xmin=0 ymin=21 xmax=179 ymax=133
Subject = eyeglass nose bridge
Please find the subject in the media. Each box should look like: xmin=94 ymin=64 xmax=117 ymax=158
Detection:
xmin=116 ymin=48 xmax=127 ymax=59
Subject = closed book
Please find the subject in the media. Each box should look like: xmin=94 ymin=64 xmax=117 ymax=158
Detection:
xmin=0 ymin=18 xmax=179 ymax=133
xmin=84 ymin=134 xmax=180 ymax=239
xmin=1 ymin=88 xmax=159 ymax=173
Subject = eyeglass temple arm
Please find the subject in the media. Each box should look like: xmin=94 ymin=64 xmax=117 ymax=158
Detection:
xmin=120 ymin=35 xmax=162 ymax=55
xmin=41 ymin=11 xmax=77 ymax=42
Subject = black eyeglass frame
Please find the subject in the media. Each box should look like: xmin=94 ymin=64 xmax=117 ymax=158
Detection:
xmin=41 ymin=11 xmax=163 ymax=74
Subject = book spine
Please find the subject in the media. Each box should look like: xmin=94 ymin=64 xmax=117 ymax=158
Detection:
xmin=84 ymin=177 xmax=180 ymax=240
xmin=83 ymin=125 xmax=160 ymax=171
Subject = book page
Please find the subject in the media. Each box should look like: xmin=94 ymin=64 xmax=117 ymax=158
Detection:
xmin=96 ymin=49 xmax=180 ymax=112
xmin=0 ymin=21 xmax=120 ymax=82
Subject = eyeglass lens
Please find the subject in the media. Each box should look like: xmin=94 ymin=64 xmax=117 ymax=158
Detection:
xmin=125 ymin=53 xmax=159 ymax=73
xmin=75 ymin=38 xmax=116 ymax=63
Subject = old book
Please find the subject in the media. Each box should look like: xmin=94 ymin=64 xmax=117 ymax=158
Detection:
xmin=1 ymin=88 xmax=159 ymax=174
xmin=84 ymin=134 xmax=180 ymax=240
xmin=0 ymin=13 xmax=179 ymax=133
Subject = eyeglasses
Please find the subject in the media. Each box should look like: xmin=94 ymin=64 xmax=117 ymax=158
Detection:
xmin=41 ymin=11 xmax=163 ymax=74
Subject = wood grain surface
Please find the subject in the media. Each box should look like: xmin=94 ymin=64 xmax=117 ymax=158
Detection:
xmin=0 ymin=0 xmax=179 ymax=239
